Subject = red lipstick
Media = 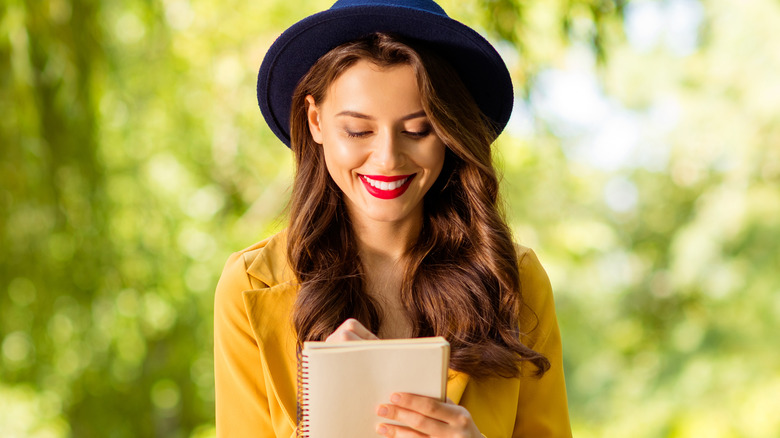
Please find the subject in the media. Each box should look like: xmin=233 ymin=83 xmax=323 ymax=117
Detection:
xmin=358 ymin=174 xmax=415 ymax=199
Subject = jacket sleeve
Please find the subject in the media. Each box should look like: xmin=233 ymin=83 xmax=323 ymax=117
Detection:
xmin=513 ymin=249 xmax=572 ymax=438
xmin=214 ymin=251 xmax=274 ymax=437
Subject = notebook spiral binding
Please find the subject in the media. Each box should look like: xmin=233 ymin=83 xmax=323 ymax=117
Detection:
xmin=296 ymin=348 xmax=310 ymax=438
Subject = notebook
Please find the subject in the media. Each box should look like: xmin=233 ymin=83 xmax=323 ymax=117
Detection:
xmin=297 ymin=336 xmax=450 ymax=438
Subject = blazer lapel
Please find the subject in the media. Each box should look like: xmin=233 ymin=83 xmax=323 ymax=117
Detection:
xmin=243 ymin=231 xmax=299 ymax=434
xmin=243 ymin=284 xmax=298 ymax=434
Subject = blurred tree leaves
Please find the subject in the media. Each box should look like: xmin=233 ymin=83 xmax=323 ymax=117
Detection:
xmin=490 ymin=0 xmax=780 ymax=436
xmin=452 ymin=0 xmax=627 ymax=92
xmin=2 ymin=0 xmax=779 ymax=437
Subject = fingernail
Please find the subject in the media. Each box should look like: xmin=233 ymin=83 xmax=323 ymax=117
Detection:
xmin=377 ymin=424 xmax=388 ymax=434
xmin=390 ymin=393 xmax=400 ymax=403
xmin=377 ymin=405 xmax=388 ymax=416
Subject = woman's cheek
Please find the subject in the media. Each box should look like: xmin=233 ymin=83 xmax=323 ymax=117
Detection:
xmin=419 ymin=142 xmax=446 ymax=174
xmin=326 ymin=138 xmax=365 ymax=167
xmin=322 ymin=142 xmax=365 ymax=187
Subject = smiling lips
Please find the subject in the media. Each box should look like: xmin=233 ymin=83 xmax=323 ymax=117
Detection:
xmin=359 ymin=174 xmax=416 ymax=199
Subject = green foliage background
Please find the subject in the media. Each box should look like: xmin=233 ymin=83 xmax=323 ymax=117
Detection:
xmin=1 ymin=0 xmax=778 ymax=436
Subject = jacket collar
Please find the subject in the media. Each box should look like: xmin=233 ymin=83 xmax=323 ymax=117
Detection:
xmin=246 ymin=229 xmax=294 ymax=287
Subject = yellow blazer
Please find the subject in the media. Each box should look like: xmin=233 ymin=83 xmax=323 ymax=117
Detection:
xmin=214 ymin=231 xmax=572 ymax=437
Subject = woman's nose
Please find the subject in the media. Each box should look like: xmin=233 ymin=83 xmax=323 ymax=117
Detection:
xmin=370 ymin=129 xmax=404 ymax=170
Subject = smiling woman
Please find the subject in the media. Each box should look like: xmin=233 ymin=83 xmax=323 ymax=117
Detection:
xmin=213 ymin=1 xmax=571 ymax=437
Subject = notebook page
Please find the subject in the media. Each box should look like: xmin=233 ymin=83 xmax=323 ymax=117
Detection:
xmin=302 ymin=341 xmax=448 ymax=437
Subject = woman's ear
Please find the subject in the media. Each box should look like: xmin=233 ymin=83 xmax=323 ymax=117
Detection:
xmin=306 ymin=95 xmax=323 ymax=145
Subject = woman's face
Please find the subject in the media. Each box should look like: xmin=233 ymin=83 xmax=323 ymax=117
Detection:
xmin=306 ymin=59 xmax=446 ymax=228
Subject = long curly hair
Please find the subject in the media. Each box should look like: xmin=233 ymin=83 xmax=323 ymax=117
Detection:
xmin=286 ymin=33 xmax=549 ymax=379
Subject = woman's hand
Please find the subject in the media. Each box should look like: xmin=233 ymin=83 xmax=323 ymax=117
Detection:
xmin=376 ymin=393 xmax=482 ymax=437
xmin=325 ymin=318 xmax=380 ymax=342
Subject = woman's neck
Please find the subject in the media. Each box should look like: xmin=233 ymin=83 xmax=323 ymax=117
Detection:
xmin=345 ymin=205 xmax=422 ymax=339
xmin=349 ymin=215 xmax=418 ymax=339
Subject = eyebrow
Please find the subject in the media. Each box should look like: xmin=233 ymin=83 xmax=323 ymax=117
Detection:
xmin=335 ymin=110 xmax=428 ymax=121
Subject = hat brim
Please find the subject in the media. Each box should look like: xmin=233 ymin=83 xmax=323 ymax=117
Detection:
xmin=257 ymin=5 xmax=514 ymax=147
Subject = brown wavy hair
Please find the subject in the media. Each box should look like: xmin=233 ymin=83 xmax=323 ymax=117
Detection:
xmin=286 ymin=33 xmax=550 ymax=379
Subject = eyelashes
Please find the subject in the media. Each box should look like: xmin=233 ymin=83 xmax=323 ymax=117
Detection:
xmin=345 ymin=130 xmax=371 ymax=138
xmin=404 ymin=129 xmax=431 ymax=138
xmin=344 ymin=129 xmax=432 ymax=139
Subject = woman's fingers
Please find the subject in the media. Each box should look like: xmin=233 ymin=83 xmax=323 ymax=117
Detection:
xmin=325 ymin=318 xmax=379 ymax=342
xmin=376 ymin=393 xmax=480 ymax=437
xmin=376 ymin=402 xmax=448 ymax=436
xmin=388 ymin=393 xmax=462 ymax=422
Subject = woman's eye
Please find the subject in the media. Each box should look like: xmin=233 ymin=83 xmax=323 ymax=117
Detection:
xmin=345 ymin=130 xmax=371 ymax=138
xmin=404 ymin=129 xmax=431 ymax=138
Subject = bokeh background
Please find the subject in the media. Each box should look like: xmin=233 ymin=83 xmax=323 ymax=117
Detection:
xmin=2 ymin=0 xmax=779 ymax=436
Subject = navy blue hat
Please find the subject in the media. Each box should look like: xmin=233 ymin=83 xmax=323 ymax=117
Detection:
xmin=257 ymin=0 xmax=514 ymax=147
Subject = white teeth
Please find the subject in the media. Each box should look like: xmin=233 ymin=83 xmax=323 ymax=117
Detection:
xmin=363 ymin=176 xmax=409 ymax=191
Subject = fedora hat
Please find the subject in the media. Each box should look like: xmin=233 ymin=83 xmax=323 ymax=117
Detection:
xmin=257 ymin=0 xmax=514 ymax=147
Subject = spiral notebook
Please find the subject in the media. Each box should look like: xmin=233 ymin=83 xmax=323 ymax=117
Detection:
xmin=296 ymin=336 xmax=450 ymax=438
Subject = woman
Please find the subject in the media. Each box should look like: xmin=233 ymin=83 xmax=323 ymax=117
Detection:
xmin=214 ymin=0 xmax=571 ymax=437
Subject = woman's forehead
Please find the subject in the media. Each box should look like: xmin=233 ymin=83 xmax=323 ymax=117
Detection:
xmin=322 ymin=60 xmax=424 ymax=118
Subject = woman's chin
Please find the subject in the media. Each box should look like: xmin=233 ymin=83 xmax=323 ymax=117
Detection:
xmin=347 ymin=201 xmax=423 ymax=227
